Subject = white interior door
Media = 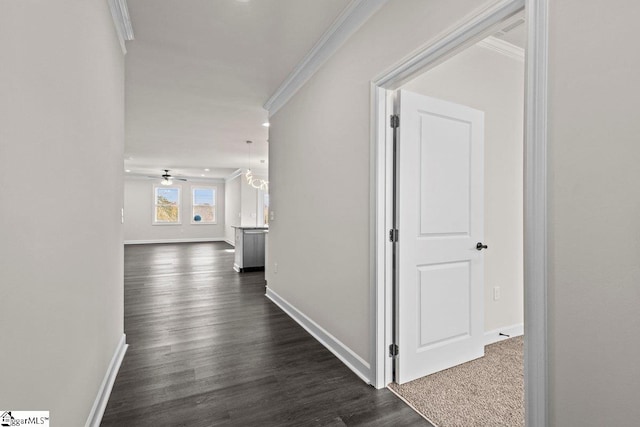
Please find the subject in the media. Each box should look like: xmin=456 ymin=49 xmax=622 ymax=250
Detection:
xmin=396 ymin=90 xmax=485 ymax=384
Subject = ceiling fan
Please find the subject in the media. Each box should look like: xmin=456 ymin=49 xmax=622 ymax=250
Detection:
xmin=149 ymin=169 xmax=187 ymax=186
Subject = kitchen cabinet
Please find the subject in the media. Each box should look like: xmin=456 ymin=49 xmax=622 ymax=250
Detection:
xmin=233 ymin=227 xmax=267 ymax=272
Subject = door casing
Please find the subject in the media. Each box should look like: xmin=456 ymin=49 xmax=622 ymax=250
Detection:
xmin=369 ymin=0 xmax=548 ymax=426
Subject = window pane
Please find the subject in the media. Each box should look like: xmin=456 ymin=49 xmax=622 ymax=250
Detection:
xmin=193 ymin=188 xmax=214 ymax=206
xmin=156 ymin=188 xmax=179 ymax=205
xmin=156 ymin=205 xmax=179 ymax=222
xmin=192 ymin=188 xmax=216 ymax=223
xmin=193 ymin=206 xmax=215 ymax=222
xmin=153 ymin=186 xmax=180 ymax=224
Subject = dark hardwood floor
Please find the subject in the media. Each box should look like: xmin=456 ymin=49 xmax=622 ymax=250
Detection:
xmin=102 ymin=242 xmax=430 ymax=426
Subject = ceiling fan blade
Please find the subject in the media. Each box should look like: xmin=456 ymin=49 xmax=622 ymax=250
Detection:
xmin=175 ymin=178 xmax=188 ymax=181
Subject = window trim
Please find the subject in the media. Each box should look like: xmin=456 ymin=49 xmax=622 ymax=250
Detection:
xmin=152 ymin=184 xmax=182 ymax=225
xmin=190 ymin=185 xmax=217 ymax=225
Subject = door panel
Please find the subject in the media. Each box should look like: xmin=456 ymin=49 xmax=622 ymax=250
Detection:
xmin=418 ymin=261 xmax=471 ymax=348
xmin=419 ymin=113 xmax=471 ymax=235
xmin=396 ymin=90 xmax=485 ymax=384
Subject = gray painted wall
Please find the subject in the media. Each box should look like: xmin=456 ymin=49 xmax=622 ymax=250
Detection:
xmin=124 ymin=177 xmax=226 ymax=243
xmin=548 ymin=0 xmax=640 ymax=424
xmin=0 ymin=2 xmax=125 ymax=425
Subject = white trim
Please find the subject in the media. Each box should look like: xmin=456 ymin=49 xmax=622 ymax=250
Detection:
xmin=224 ymin=239 xmax=235 ymax=247
xmin=524 ymin=0 xmax=549 ymax=425
xmin=371 ymin=85 xmax=396 ymax=389
xmin=263 ymin=0 xmax=389 ymax=117
xmin=265 ymin=287 xmax=371 ymax=383
xmin=124 ymin=237 xmax=226 ymax=245
xmin=85 ymin=334 xmax=128 ymax=427
xmin=477 ymin=36 xmax=525 ymax=61
xmin=373 ymin=0 xmax=525 ymax=90
xmin=370 ymin=1 xmax=548 ymax=425
xmin=107 ymin=0 xmax=134 ymax=55
xmin=484 ymin=323 xmax=524 ymax=346
xmin=370 ymin=84 xmax=385 ymax=389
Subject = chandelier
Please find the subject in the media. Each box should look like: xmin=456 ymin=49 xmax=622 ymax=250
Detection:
xmin=245 ymin=140 xmax=268 ymax=191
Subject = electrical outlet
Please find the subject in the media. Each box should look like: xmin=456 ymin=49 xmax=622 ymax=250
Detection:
xmin=270 ymin=211 xmax=275 ymax=221
xmin=493 ymin=286 xmax=501 ymax=301
xmin=274 ymin=262 xmax=278 ymax=274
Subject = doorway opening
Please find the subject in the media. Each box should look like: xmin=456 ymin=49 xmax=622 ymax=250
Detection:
xmin=386 ymin=12 xmax=526 ymax=425
xmin=370 ymin=0 xmax=549 ymax=425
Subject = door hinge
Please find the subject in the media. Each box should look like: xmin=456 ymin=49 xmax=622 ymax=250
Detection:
xmin=389 ymin=229 xmax=399 ymax=243
xmin=390 ymin=114 xmax=399 ymax=128
xmin=389 ymin=344 xmax=399 ymax=357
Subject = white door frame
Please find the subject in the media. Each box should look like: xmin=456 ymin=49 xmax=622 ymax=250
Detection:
xmin=369 ymin=0 xmax=548 ymax=426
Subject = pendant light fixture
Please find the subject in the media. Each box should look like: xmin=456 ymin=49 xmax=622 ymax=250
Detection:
xmin=245 ymin=140 xmax=268 ymax=191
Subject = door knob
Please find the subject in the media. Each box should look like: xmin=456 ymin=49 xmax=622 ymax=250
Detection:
xmin=476 ymin=242 xmax=488 ymax=251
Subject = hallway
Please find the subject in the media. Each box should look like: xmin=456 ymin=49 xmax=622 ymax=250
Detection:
xmin=102 ymin=242 xmax=429 ymax=426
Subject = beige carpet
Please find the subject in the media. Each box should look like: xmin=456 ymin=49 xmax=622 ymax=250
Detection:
xmin=388 ymin=336 xmax=524 ymax=427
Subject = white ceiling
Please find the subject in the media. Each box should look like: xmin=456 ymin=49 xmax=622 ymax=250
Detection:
xmin=124 ymin=0 xmax=349 ymax=179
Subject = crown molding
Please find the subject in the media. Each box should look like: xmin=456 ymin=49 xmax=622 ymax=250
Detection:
xmin=108 ymin=0 xmax=134 ymax=55
xmin=263 ymin=0 xmax=389 ymax=117
xmin=477 ymin=36 xmax=524 ymax=61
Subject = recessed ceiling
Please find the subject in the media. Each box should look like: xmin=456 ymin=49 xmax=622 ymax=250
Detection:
xmin=124 ymin=0 xmax=350 ymax=179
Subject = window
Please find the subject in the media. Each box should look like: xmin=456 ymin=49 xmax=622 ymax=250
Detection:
xmin=153 ymin=186 xmax=181 ymax=224
xmin=192 ymin=187 xmax=217 ymax=224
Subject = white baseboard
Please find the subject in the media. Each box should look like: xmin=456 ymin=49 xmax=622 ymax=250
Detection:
xmin=85 ymin=334 xmax=128 ymax=427
xmin=265 ymin=287 xmax=371 ymax=384
xmin=224 ymin=239 xmax=235 ymax=247
xmin=484 ymin=323 xmax=524 ymax=346
xmin=124 ymin=237 xmax=226 ymax=245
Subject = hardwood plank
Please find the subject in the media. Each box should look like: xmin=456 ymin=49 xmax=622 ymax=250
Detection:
xmin=101 ymin=242 xmax=430 ymax=426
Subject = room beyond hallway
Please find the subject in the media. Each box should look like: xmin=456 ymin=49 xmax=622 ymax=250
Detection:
xmin=101 ymin=243 xmax=428 ymax=426
xmin=389 ymin=337 xmax=524 ymax=427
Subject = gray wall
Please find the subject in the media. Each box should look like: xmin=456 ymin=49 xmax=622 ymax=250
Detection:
xmin=0 ymin=1 xmax=125 ymax=425
xmin=403 ymin=44 xmax=524 ymax=332
xmin=124 ymin=177 xmax=226 ymax=243
xmin=548 ymin=0 xmax=640 ymax=424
